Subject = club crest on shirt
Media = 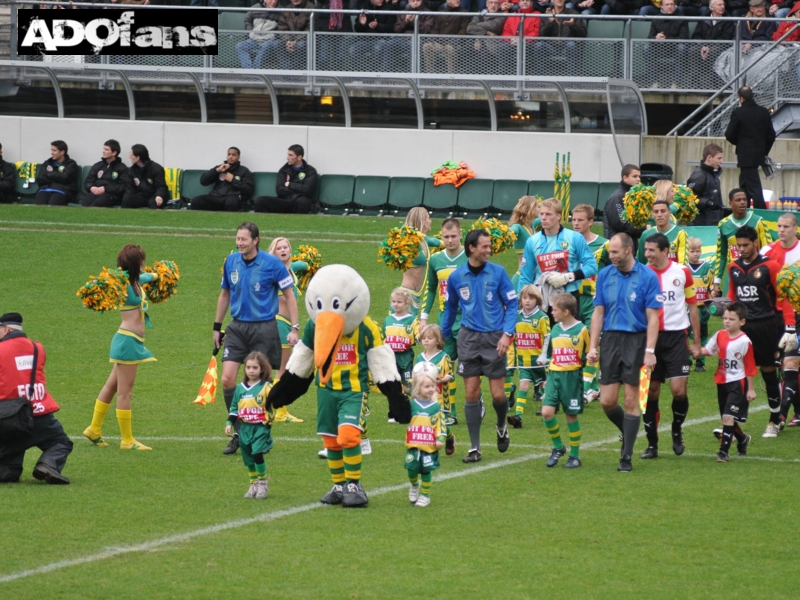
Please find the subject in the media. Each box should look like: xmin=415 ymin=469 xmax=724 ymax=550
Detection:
xmin=459 ymin=286 xmax=470 ymax=301
xmin=299 ymin=172 xmax=306 ymax=180
xmin=254 ymin=282 xmax=261 ymax=292
xmin=561 ymin=241 xmax=569 ymax=250
xmin=673 ymin=279 xmax=680 ymax=287
xmin=230 ymin=270 xmax=239 ymax=285
xmin=629 ymin=291 xmax=637 ymax=302
xmin=734 ymin=352 xmax=742 ymax=359
xmin=754 ymin=270 xmax=762 ymax=278
xmin=111 ymin=172 xmax=118 ymax=179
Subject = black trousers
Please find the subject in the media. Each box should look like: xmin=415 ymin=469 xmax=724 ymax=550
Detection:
xmin=253 ymin=195 xmax=312 ymax=214
xmin=82 ymin=192 xmax=120 ymax=208
xmin=740 ymin=166 xmax=766 ymax=210
xmin=0 ymin=413 xmax=73 ymax=483
xmin=121 ymin=192 xmax=167 ymax=209
xmin=189 ymin=194 xmax=240 ymax=212
xmin=35 ymin=191 xmax=72 ymax=206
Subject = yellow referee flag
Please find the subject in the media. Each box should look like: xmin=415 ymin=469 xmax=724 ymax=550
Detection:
xmin=194 ymin=353 xmax=219 ymax=405
xmin=638 ymin=365 xmax=651 ymax=413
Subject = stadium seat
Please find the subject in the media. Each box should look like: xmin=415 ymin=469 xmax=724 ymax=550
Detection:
xmin=491 ymin=180 xmax=529 ymax=214
xmin=387 ymin=177 xmax=425 ymax=212
xmin=630 ymin=21 xmax=651 ymax=39
xmin=219 ymin=12 xmax=246 ymax=31
xmin=527 ymin=180 xmax=555 ymax=200
xmin=318 ymin=174 xmax=355 ymax=213
xmin=456 ymin=179 xmax=494 ymax=215
xmin=252 ymin=172 xmax=278 ymax=198
xmin=353 ymin=175 xmax=390 ymax=213
xmin=180 ymin=169 xmax=214 ymax=201
xmin=570 ymin=182 xmax=600 ymax=210
xmin=422 ymin=178 xmax=459 ymax=215
xmin=587 ymin=20 xmax=625 ymax=39
xmin=597 ymin=182 xmax=620 ymax=215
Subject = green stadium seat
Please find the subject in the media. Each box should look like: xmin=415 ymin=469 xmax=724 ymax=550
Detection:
xmin=688 ymin=21 xmax=697 ymax=37
xmin=597 ymin=182 xmax=621 ymax=215
xmin=318 ymin=174 xmax=355 ymax=213
xmin=570 ymin=182 xmax=600 ymax=210
xmin=456 ymin=179 xmax=494 ymax=215
xmin=219 ymin=12 xmax=246 ymax=30
xmin=253 ymin=172 xmax=278 ymax=198
xmin=630 ymin=21 xmax=651 ymax=39
xmin=387 ymin=177 xmax=425 ymax=211
xmin=353 ymin=175 xmax=390 ymax=213
xmin=423 ymin=178 xmax=458 ymax=214
xmin=181 ymin=169 xmax=214 ymax=201
xmin=492 ymin=180 xmax=530 ymax=214
xmin=587 ymin=20 xmax=625 ymax=39
xmin=527 ymin=180 xmax=556 ymax=200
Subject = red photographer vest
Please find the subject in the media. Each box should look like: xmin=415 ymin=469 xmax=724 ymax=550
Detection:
xmin=0 ymin=336 xmax=60 ymax=416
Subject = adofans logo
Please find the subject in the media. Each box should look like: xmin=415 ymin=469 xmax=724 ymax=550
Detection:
xmin=18 ymin=9 xmax=218 ymax=55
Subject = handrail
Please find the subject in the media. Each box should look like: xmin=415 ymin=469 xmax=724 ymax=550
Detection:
xmin=665 ymin=21 xmax=800 ymax=137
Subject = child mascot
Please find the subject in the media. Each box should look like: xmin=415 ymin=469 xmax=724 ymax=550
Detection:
xmin=268 ymin=264 xmax=411 ymax=507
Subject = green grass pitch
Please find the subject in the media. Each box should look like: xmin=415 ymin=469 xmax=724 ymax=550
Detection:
xmin=0 ymin=205 xmax=799 ymax=599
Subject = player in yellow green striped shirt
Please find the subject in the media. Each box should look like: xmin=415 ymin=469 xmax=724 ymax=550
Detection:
xmin=416 ymin=324 xmax=456 ymax=455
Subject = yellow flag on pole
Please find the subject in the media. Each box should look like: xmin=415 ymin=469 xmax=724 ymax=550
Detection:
xmin=194 ymin=348 xmax=220 ymax=405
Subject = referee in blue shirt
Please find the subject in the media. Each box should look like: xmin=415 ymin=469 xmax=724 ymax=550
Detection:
xmin=443 ymin=229 xmax=518 ymax=464
xmin=587 ymin=233 xmax=661 ymax=472
xmin=214 ymin=222 xmax=299 ymax=455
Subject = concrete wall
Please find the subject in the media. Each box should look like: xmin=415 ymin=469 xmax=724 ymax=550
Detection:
xmin=0 ymin=115 xmax=635 ymax=183
xmin=643 ymin=136 xmax=800 ymax=199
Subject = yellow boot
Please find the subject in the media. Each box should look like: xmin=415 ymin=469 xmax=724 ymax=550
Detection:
xmin=273 ymin=406 xmax=304 ymax=423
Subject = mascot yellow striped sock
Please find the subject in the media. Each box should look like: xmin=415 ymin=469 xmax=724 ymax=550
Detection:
xmin=342 ymin=446 xmax=362 ymax=481
xmin=90 ymin=399 xmax=111 ymax=431
xmin=327 ymin=449 xmax=346 ymax=484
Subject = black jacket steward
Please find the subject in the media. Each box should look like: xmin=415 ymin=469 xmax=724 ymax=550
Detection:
xmin=725 ymin=98 xmax=776 ymax=168
xmin=0 ymin=159 xmax=14 ymax=203
xmin=603 ymin=181 xmax=645 ymax=247
xmin=128 ymin=160 xmax=169 ymax=200
xmin=36 ymin=156 xmax=79 ymax=197
xmin=692 ymin=15 xmax=736 ymax=40
xmin=687 ymin=162 xmax=723 ymax=226
xmin=84 ymin=156 xmax=128 ymax=198
xmin=275 ymin=161 xmax=318 ymax=203
xmin=199 ymin=161 xmax=255 ymax=202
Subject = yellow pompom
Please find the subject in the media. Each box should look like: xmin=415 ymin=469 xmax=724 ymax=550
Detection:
xmin=672 ymin=184 xmax=700 ymax=224
xmin=622 ymin=184 xmax=656 ymax=229
xmin=378 ymin=226 xmax=425 ymax=272
xmin=470 ymin=217 xmax=517 ymax=255
xmin=291 ymin=245 xmax=322 ymax=293
xmin=142 ymin=260 xmax=180 ymax=304
xmin=77 ymin=267 xmax=129 ymax=312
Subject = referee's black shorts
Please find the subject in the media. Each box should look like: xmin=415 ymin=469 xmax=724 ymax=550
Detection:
xmin=742 ymin=314 xmax=783 ymax=368
xmin=598 ymin=331 xmax=647 ymax=387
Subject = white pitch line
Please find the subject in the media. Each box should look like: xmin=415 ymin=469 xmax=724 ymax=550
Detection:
xmin=0 ymin=404 xmax=769 ymax=585
xmin=588 ymin=448 xmax=800 ymax=464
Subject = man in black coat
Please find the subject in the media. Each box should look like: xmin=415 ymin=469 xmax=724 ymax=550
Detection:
xmin=603 ymin=164 xmax=645 ymax=251
xmin=254 ymin=144 xmax=319 ymax=214
xmin=687 ymin=143 xmax=724 ymax=225
xmin=189 ymin=147 xmax=255 ymax=212
xmin=122 ymin=144 xmax=169 ymax=210
xmin=82 ymin=139 xmax=129 ymax=208
xmin=642 ymin=0 xmax=689 ymax=88
xmin=724 ymin=86 xmax=776 ymax=210
xmin=0 ymin=143 xmax=15 ymax=204
xmin=35 ymin=140 xmax=79 ymax=206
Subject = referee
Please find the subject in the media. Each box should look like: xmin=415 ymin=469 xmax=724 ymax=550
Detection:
xmin=443 ymin=229 xmax=518 ymax=464
xmin=587 ymin=233 xmax=661 ymax=472
xmin=214 ymin=222 xmax=299 ymax=455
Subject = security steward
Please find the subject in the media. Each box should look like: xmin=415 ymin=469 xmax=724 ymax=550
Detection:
xmin=122 ymin=144 xmax=169 ymax=210
xmin=82 ymin=139 xmax=129 ymax=208
xmin=189 ymin=146 xmax=255 ymax=212
xmin=254 ymin=144 xmax=319 ymax=214
xmin=0 ymin=312 xmax=73 ymax=485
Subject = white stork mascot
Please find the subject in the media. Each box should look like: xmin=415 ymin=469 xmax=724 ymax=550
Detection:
xmin=268 ymin=264 xmax=411 ymax=507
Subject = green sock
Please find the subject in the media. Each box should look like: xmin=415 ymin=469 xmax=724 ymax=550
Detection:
xmin=504 ymin=373 xmax=513 ymax=402
xmin=342 ymin=445 xmax=362 ymax=481
xmin=246 ymin=464 xmax=258 ymax=483
xmin=327 ymin=448 xmax=346 ymax=484
xmin=407 ymin=471 xmax=419 ymax=486
xmin=567 ymin=419 xmax=581 ymax=458
xmin=420 ymin=472 xmax=432 ymax=497
xmin=255 ymin=462 xmax=267 ymax=480
xmin=516 ymin=388 xmax=528 ymax=416
xmin=544 ymin=416 xmax=563 ymax=449
xmin=583 ymin=364 xmax=599 ymax=394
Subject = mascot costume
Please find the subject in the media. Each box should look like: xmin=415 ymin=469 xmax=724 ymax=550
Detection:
xmin=268 ymin=264 xmax=411 ymax=507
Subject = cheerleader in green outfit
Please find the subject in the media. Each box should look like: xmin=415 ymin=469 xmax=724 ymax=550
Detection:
xmin=226 ymin=351 xmax=275 ymax=499
xmin=83 ymin=244 xmax=157 ymax=451
xmin=508 ymin=196 xmax=542 ymax=291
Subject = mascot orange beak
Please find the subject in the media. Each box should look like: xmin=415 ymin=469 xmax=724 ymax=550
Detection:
xmin=315 ymin=311 xmax=346 ymax=386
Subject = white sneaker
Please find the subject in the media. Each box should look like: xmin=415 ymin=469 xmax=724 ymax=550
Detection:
xmin=387 ymin=418 xmax=398 ymax=424
xmin=763 ymin=422 xmax=780 ymax=438
xmin=318 ymin=448 xmax=328 ymax=459
xmin=243 ymin=482 xmax=258 ymax=498
xmin=415 ymin=495 xmax=431 ymax=508
xmin=583 ymin=389 xmax=599 ymax=403
xmin=255 ymin=479 xmax=268 ymax=499
xmin=361 ymin=438 xmax=372 ymax=455
xmin=408 ymin=485 xmax=420 ymax=504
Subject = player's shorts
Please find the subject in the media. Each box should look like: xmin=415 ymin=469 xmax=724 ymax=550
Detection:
xmin=598 ymin=330 xmax=647 ymax=387
xmin=543 ymin=370 xmax=584 ymax=415
xmin=404 ymin=448 xmax=440 ymax=474
xmin=109 ymin=328 xmax=156 ymax=364
xmin=457 ymin=327 xmax=507 ymax=380
xmin=651 ymin=330 xmax=692 ymax=382
xmin=514 ymin=366 xmax=546 ymax=386
xmin=316 ymin=388 xmax=365 ymax=437
xmin=396 ymin=351 xmax=414 ymax=386
xmin=276 ymin=314 xmax=292 ymax=349
xmin=579 ymin=294 xmax=595 ymax=327
xmin=238 ymin=422 xmax=273 ymax=463
xmin=717 ymin=379 xmax=750 ymax=423
xmin=223 ymin=319 xmax=281 ymax=369
xmin=444 ymin=333 xmax=459 ymax=361
xmin=742 ymin=314 xmax=783 ymax=368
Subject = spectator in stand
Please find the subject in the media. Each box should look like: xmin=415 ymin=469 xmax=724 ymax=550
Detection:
xmin=386 ymin=0 xmax=434 ymax=72
xmin=641 ymin=0 xmax=689 ymax=89
xmin=276 ymin=0 xmax=313 ymax=70
xmin=0 ymin=143 xmax=13 ymax=204
xmin=740 ymin=0 xmax=778 ymax=52
xmin=724 ymin=86 xmax=776 ymax=210
xmin=189 ymin=147 xmax=255 ymax=212
xmin=773 ymin=2 xmax=800 ymax=39
xmin=769 ymin=0 xmax=794 ymax=18
xmin=468 ymin=0 xmax=507 ymax=62
xmin=536 ymin=0 xmax=586 ymax=77
xmin=122 ymin=144 xmax=169 ymax=210
xmin=687 ymin=143 xmax=724 ymax=226
xmin=235 ymin=0 xmax=282 ymax=69
xmin=570 ymin=0 xmax=601 ymax=15
xmin=314 ymin=0 xmax=353 ymax=70
xmin=82 ymin=140 xmax=129 ymax=208
xmin=674 ymin=0 xmax=710 ymax=15
xmin=499 ymin=0 xmax=541 ymax=72
xmin=693 ymin=0 xmax=735 ymax=65
xmin=601 ymin=0 xmax=643 ymax=15
xmin=349 ymin=0 xmax=395 ymax=69
xmin=34 ymin=140 xmax=78 ymax=206
xmin=422 ymin=0 xmax=471 ymax=73
xmin=254 ymin=145 xmax=319 ymax=214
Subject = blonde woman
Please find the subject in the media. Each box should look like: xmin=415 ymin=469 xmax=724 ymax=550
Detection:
xmin=508 ymin=196 xmax=541 ymax=290
xmin=395 ymin=207 xmax=444 ymax=316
